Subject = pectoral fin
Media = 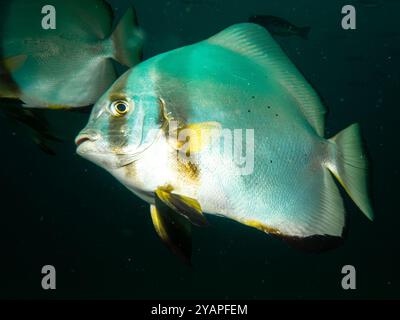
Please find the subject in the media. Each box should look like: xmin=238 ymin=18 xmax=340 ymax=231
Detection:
xmin=150 ymin=203 xmax=192 ymax=264
xmin=155 ymin=186 xmax=208 ymax=227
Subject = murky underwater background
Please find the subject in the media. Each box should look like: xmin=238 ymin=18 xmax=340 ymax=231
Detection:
xmin=0 ymin=0 xmax=399 ymax=299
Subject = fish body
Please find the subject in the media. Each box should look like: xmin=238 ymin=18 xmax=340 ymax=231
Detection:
xmin=77 ymin=24 xmax=373 ymax=260
xmin=249 ymin=15 xmax=310 ymax=39
xmin=0 ymin=0 xmax=143 ymax=109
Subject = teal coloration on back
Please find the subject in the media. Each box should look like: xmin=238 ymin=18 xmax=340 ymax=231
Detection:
xmin=77 ymin=23 xmax=374 ymax=256
xmin=0 ymin=0 xmax=143 ymax=108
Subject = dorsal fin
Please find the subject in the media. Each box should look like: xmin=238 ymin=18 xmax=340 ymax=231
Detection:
xmin=207 ymin=23 xmax=326 ymax=137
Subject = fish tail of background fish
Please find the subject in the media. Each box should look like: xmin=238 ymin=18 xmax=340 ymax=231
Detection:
xmin=108 ymin=7 xmax=144 ymax=67
xmin=298 ymin=26 xmax=311 ymax=39
xmin=326 ymin=123 xmax=374 ymax=221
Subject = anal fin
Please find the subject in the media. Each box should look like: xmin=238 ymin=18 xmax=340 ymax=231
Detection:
xmin=241 ymin=218 xmax=345 ymax=253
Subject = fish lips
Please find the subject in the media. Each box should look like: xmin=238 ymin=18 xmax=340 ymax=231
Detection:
xmin=75 ymin=133 xmax=116 ymax=169
xmin=75 ymin=138 xmax=96 ymax=156
xmin=75 ymin=132 xmax=100 ymax=155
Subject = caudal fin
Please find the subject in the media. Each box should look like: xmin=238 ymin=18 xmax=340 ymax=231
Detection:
xmin=110 ymin=7 xmax=143 ymax=67
xmin=327 ymin=123 xmax=374 ymax=220
xmin=298 ymin=26 xmax=311 ymax=40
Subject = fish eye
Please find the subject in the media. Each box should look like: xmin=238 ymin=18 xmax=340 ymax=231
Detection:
xmin=110 ymin=100 xmax=130 ymax=117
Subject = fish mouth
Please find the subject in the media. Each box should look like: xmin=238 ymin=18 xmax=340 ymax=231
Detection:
xmin=75 ymin=132 xmax=101 ymax=156
xmin=75 ymin=130 xmax=100 ymax=146
xmin=75 ymin=136 xmax=91 ymax=147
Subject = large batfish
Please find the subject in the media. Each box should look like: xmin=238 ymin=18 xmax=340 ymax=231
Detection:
xmin=76 ymin=23 xmax=373 ymax=262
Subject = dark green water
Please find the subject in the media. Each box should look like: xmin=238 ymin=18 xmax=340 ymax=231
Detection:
xmin=0 ymin=0 xmax=399 ymax=299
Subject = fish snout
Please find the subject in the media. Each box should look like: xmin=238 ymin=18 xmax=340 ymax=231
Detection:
xmin=75 ymin=130 xmax=100 ymax=147
xmin=75 ymin=129 xmax=103 ymax=157
xmin=75 ymin=129 xmax=115 ymax=169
